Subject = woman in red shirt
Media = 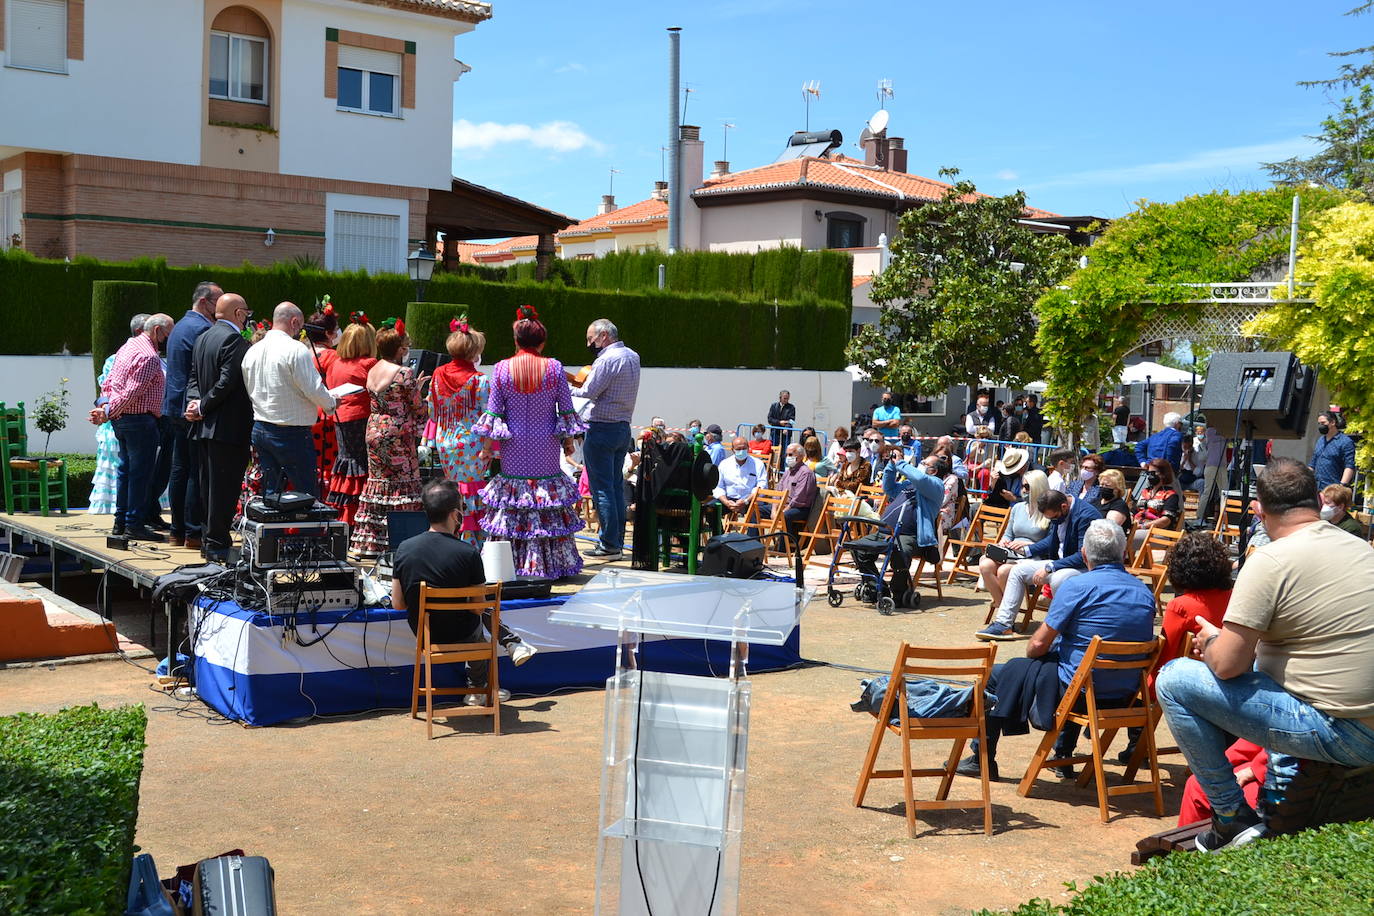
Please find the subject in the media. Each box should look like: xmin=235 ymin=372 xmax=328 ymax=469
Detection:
xmin=305 ymin=306 xmax=342 ymax=494
xmin=323 ymin=320 xmax=377 ymax=525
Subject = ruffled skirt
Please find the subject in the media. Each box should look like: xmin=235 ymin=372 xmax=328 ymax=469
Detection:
xmin=478 ymin=473 xmax=584 ymax=578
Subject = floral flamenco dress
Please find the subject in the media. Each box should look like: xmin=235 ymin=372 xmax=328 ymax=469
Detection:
xmin=429 ymin=359 xmax=490 ymax=545
xmin=473 ymin=351 xmax=586 ymax=578
xmin=88 ymin=353 xmax=120 ymax=514
xmin=349 ymin=369 xmax=425 ymax=556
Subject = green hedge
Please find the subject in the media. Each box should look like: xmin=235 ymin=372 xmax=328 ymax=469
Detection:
xmin=91 ymin=280 xmax=160 ymax=382
xmin=0 ymin=704 xmax=148 ymax=915
xmin=1 ymin=250 xmax=849 ymax=370
xmin=979 ymin=820 xmax=1374 ymax=915
xmin=506 ymin=247 xmax=854 ymax=305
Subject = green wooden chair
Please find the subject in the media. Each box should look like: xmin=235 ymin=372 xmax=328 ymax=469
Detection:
xmin=0 ymin=402 xmax=68 ymax=516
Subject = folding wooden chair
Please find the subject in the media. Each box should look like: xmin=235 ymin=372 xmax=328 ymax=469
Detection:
xmin=410 ymin=582 xmax=504 ymax=738
xmin=911 ymin=496 xmax=962 ymax=600
xmin=1214 ymin=497 xmax=1245 ymax=544
xmin=854 ymin=643 xmax=998 ymax=836
xmin=858 ymin=481 xmax=888 ymax=516
xmin=723 ymin=488 xmax=788 ymax=559
xmin=1182 ymin=490 xmax=1200 ymax=517
xmin=1018 ymin=636 xmax=1166 ymax=823
xmin=794 ymin=489 xmax=831 ymax=562
xmin=944 ymin=504 xmax=1011 ymax=584
xmin=1126 ymin=527 xmax=1186 ymax=609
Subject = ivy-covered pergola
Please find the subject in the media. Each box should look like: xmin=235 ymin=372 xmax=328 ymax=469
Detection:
xmin=1035 ymin=186 xmax=1347 ymax=441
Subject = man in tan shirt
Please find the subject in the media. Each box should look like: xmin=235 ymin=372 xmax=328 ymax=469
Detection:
xmin=1157 ymin=458 xmax=1374 ymax=852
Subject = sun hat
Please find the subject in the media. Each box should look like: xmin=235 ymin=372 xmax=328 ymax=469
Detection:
xmin=995 ymin=448 xmax=1030 ymax=476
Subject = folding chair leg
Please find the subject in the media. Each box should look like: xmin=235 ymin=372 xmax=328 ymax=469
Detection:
xmin=936 ymin=738 xmax=964 ymax=801
xmin=1018 ymin=719 xmax=1065 ymax=797
xmin=1088 ymin=721 xmax=1110 ymax=823
xmin=1076 ymin=727 xmax=1119 ymax=788
xmin=979 ymin=731 xmax=993 ymax=836
xmin=901 ymin=722 xmax=917 ymax=838
xmin=410 ymin=640 xmax=422 ymax=720
xmin=490 ymin=649 xmax=501 ymax=737
xmin=852 ymin=706 xmax=889 ymax=807
xmin=425 ymin=650 xmax=435 ymax=740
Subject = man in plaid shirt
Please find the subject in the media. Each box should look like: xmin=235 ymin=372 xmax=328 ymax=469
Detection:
xmin=95 ymin=313 xmax=174 ymax=541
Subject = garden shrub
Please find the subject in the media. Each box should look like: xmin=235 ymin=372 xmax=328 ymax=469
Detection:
xmin=977 ymin=820 xmax=1374 ymax=916
xmin=0 ymin=703 xmax=149 ymax=916
xmin=90 ymin=280 xmax=159 ymax=382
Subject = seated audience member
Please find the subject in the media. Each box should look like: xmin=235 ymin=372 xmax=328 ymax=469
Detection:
xmin=803 ymin=435 xmax=831 ymax=476
xmin=1131 ymin=457 xmax=1181 ymax=552
xmin=979 ymin=469 xmax=1051 ymax=611
xmin=797 ymin=425 xmax=817 ymax=447
xmin=932 ymin=435 xmax=969 ymax=480
xmin=1045 ymin=448 xmax=1076 ymax=495
xmin=1179 ymin=434 xmax=1202 ymax=490
xmin=826 ymin=426 xmax=851 ymax=465
xmin=1140 ymin=411 xmax=1185 ymax=474
xmin=779 ymin=443 xmax=818 ymax=537
xmin=958 ymin=520 xmax=1156 ymax=778
xmin=1092 ymin=469 xmax=1132 ymax=534
xmin=1320 ymin=484 xmax=1366 ymax=538
xmin=898 ymin=424 xmax=923 ymax=462
xmin=1101 ymin=441 xmax=1137 ymax=468
xmin=831 ymin=439 xmax=871 ymax=496
xmin=851 ymin=450 xmax=947 ymax=606
xmin=748 ymin=424 xmax=772 ymax=458
xmin=977 ymin=489 xmax=1102 ymax=641
xmin=391 ymin=479 xmax=537 ymax=704
xmin=983 ymin=447 xmax=1030 ymax=510
xmin=1177 ymin=740 xmax=1268 ymax=827
xmin=703 ymin=424 xmax=727 ymax=465
xmin=714 ymin=436 xmax=766 ymax=518
xmin=1157 ymin=458 xmax=1374 ymax=852
xmin=1068 ymin=452 xmax=1103 ymax=503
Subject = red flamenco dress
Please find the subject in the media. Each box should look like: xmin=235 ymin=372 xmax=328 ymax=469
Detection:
xmin=429 ymin=358 xmax=491 ymax=545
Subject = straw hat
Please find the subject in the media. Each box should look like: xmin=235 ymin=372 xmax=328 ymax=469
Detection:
xmin=995 ymin=448 xmax=1030 ymax=476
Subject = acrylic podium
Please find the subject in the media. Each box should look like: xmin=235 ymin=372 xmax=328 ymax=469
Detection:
xmin=550 ymin=568 xmax=810 ymax=915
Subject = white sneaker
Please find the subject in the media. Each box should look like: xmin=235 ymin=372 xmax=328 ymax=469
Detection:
xmin=508 ymin=641 xmax=538 ymax=666
xmin=464 ymin=688 xmax=511 ymax=706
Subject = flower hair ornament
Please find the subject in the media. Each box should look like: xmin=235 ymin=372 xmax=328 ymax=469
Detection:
xmin=515 ymin=304 xmax=539 ymax=321
xmin=450 ymin=317 xmax=470 ymax=334
xmin=350 ymin=310 xmax=370 ymax=325
xmin=318 ymin=293 xmax=335 ymax=317
xmin=380 ymin=317 xmax=407 ymax=336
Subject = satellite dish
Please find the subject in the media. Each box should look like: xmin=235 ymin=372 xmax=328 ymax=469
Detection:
xmin=868 ymin=109 xmax=890 ymax=135
xmin=859 ymin=126 xmax=874 ymax=145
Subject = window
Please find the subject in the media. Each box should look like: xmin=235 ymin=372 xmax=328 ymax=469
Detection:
xmin=7 ymin=0 xmax=67 ymax=73
xmin=337 ymin=45 xmax=399 ymax=116
xmin=332 ymin=210 xmax=401 ymax=275
xmin=210 ymin=31 xmax=267 ymax=103
xmin=1 ymin=171 xmax=21 ymax=249
xmin=826 ymin=212 xmax=865 ymax=249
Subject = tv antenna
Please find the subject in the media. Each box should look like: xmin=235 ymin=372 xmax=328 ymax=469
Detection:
xmin=608 ymin=167 xmax=622 ymax=196
xmin=802 ymin=80 xmax=821 ymax=130
xmin=877 ymin=78 xmax=894 ymax=108
xmin=659 ymin=145 xmax=669 ymax=181
xmin=721 ymin=121 xmax=736 ymax=161
xmin=681 ymin=84 xmax=697 ymax=124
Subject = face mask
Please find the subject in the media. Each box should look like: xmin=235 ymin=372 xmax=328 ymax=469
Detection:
xmin=977 ymin=403 xmax=989 ymax=412
xmin=689 ymin=426 xmax=700 ymax=436
xmin=845 ymin=451 xmax=859 ymax=463
xmin=1080 ymin=467 xmax=1095 ymax=480
xmin=900 ymin=434 xmax=912 ymax=443
xmin=734 ymin=449 xmax=748 ymax=462
xmin=1146 ymin=473 xmax=1160 ymax=485
xmin=1320 ymin=505 xmax=1339 ymax=521
xmin=1099 ymin=487 xmax=1117 ymax=501
xmin=588 ymin=340 xmax=603 ymax=355
xmin=1318 ymin=424 xmax=1330 ymax=435
xmin=785 ymin=456 xmax=798 ymax=468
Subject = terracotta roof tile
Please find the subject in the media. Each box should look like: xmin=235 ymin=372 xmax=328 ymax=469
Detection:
xmin=852 ymin=275 xmax=872 ymax=288
xmin=346 ymin=0 xmax=491 ymax=23
xmin=559 ymin=197 xmax=668 ymax=237
xmin=469 ymin=234 xmax=539 ymax=262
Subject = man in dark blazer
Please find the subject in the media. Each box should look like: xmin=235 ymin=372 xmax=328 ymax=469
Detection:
xmin=185 ymin=293 xmax=254 ymax=562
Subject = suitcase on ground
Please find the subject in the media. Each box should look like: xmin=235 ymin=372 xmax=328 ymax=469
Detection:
xmin=192 ymin=855 xmax=276 ymax=916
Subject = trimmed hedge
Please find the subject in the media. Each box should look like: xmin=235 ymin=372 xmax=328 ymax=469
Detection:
xmin=506 ymin=247 xmax=854 ymax=305
xmin=1 ymin=250 xmax=849 ymax=370
xmin=0 ymin=703 xmax=148 ymax=915
xmin=91 ymin=280 xmax=160 ymax=382
xmin=979 ymin=820 xmax=1374 ymax=915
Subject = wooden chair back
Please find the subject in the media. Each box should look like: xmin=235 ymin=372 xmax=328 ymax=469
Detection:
xmin=854 ymin=643 xmax=998 ymax=836
xmin=943 ymin=503 xmax=1012 ymax=584
xmin=1017 ymin=636 xmax=1166 ymax=822
xmin=804 ymin=493 xmax=868 ymax=568
xmin=1127 ymin=527 xmax=1186 ymax=608
xmin=410 ymin=582 xmax=503 ymax=738
xmin=858 ymin=481 xmax=887 ymax=515
xmin=1214 ymin=497 xmax=1245 ymax=543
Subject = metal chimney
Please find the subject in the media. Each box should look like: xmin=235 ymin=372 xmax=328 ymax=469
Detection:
xmin=667 ymin=27 xmax=682 ymax=252
xmin=710 ymin=160 xmax=730 ymax=179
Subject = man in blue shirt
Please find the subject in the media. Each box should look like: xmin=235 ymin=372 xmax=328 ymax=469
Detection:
xmin=702 ymin=424 xmax=727 ymax=465
xmin=1139 ymin=412 xmax=1184 ymax=474
xmin=159 ymin=281 xmax=220 ymax=548
xmin=872 ymin=391 xmax=903 ymax=443
xmin=849 ymin=451 xmax=947 ymax=607
xmin=1310 ymin=411 xmax=1356 ymax=491
xmin=978 ymin=489 xmax=1102 ymax=640
xmin=959 ymin=520 xmax=1157 ymax=779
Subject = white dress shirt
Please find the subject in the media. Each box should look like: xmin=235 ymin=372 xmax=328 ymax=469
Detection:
xmin=241 ymin=329 xmax=336 ymax=426
xmin=714 ymin=454 xmax=766 ymax=502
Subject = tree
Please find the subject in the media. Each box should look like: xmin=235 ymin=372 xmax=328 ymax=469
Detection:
xmin=846 ymin=170 xmax=1076 ymax=398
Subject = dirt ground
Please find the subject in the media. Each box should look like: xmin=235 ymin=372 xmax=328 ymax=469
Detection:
xmin=0 ymin=575 xmax=1188 ymax=915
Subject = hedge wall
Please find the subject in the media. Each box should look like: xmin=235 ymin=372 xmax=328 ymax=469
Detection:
xmin=506 ymin=247 xmax=854 ymax=305
xmin=1 ymin=250 xmax=849 ymax=370
xmin=91 ymin=280 xmax=160 ymax=381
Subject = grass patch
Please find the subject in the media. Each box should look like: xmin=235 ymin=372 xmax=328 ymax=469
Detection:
xmin=0 ymin=704 xmax=148 ymax=915
xmin=977 ymin=820 xmax=1374 ymax=915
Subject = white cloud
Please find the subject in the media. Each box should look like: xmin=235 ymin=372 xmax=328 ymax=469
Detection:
xmin=996 ymin=169 xmax=1019 ymax=181
xmin=1024 ymin=137 xmax=1322 ymax=191
xmin=452 ymin=119 xmax=606 ymax=154
xmin=554 ymin=61 xmax=586 ymax=74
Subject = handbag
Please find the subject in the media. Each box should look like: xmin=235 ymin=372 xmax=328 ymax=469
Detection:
xmin=126 ymin=853 xmax=178 ymax=916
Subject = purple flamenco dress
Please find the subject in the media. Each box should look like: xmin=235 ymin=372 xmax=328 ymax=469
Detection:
xmin=472 ymin=351 xmax=587 ymax=578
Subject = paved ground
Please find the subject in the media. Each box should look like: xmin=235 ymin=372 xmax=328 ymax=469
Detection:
xmin=0 ymin=571 xmax=1188 ymax=915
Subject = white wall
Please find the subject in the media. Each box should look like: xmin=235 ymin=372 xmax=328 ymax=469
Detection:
xmin=0 ymin=356 xmax=101 ymax=455
xmin=0 ymin=0 xmax=204 ymax=165
xmin=279 ymin=0 xmax=471 ymax=189
xmin=700 ymin=199 xmax=807 ymax=253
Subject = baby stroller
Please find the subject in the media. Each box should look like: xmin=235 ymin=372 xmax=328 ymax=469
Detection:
xmin=825 ymin=499 xmax=917 ymax=615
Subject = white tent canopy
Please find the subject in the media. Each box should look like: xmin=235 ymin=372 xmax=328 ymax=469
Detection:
xmin=1119 ymin=360 xmax=1199 ymax=385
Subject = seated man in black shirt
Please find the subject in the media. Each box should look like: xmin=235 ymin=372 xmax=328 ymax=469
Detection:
xmin=392 ymin=479 xmax=536 ymax=704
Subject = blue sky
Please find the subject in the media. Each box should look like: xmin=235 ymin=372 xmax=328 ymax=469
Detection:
xmin=449 ymin=1 xmax=1358 ymax=226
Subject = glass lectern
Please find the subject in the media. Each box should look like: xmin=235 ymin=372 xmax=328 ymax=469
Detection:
xmin=550 ymin=568 xmax=810 ymax=915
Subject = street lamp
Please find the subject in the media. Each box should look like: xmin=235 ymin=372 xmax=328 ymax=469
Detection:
xmin=407 ymin=240 xmax=436 ymax=302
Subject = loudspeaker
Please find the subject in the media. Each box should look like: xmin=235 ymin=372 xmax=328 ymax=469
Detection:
xmin=698 ymin=533 xmax=765 ymax=579
xmin=405 ymin=349 xmax=449 ymax=377
xmin=1200 ymin=351 xmax=1316 ymax=440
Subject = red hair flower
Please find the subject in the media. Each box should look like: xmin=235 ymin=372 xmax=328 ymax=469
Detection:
xmin=450 ymin=317 xmax=470 ymax=334
xmin=350 ymin=310 xmax=370 ymax=325
xmin=516 ymin=304 xmax=539 ymax=321
xmin=395 ymin=318 xmax=406 ymax=336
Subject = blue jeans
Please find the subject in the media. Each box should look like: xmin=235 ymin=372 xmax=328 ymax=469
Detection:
xmin=112 ymin=413 xmax=159 ymax=529
xmin=251 ymin=421 xmax=319 ymax=498
xmin=583 ymin=420 xmax=630 ymax=550
xmin=144 ymin=414 xmax=173 ymax=521
xmin=1157 ymin=658 xmax=1374 ymax=814
xmin=167 ymin=417 xmax=201 ymax=537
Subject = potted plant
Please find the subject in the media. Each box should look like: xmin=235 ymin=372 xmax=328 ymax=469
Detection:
xmin=12 ymin=378 xmax=70 ymax=472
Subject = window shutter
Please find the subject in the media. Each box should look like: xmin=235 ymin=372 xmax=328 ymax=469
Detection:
xmin=9 ymin=0 xmax=67 ymax=72
xmin=332 ymin=211 xmax=401 ymax=275
xmin=337 ymin=44 xmax=400 ymax=76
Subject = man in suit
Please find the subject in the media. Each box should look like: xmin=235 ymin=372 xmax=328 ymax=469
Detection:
xmin=185 ymin=293 xmax=254 ymax=562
